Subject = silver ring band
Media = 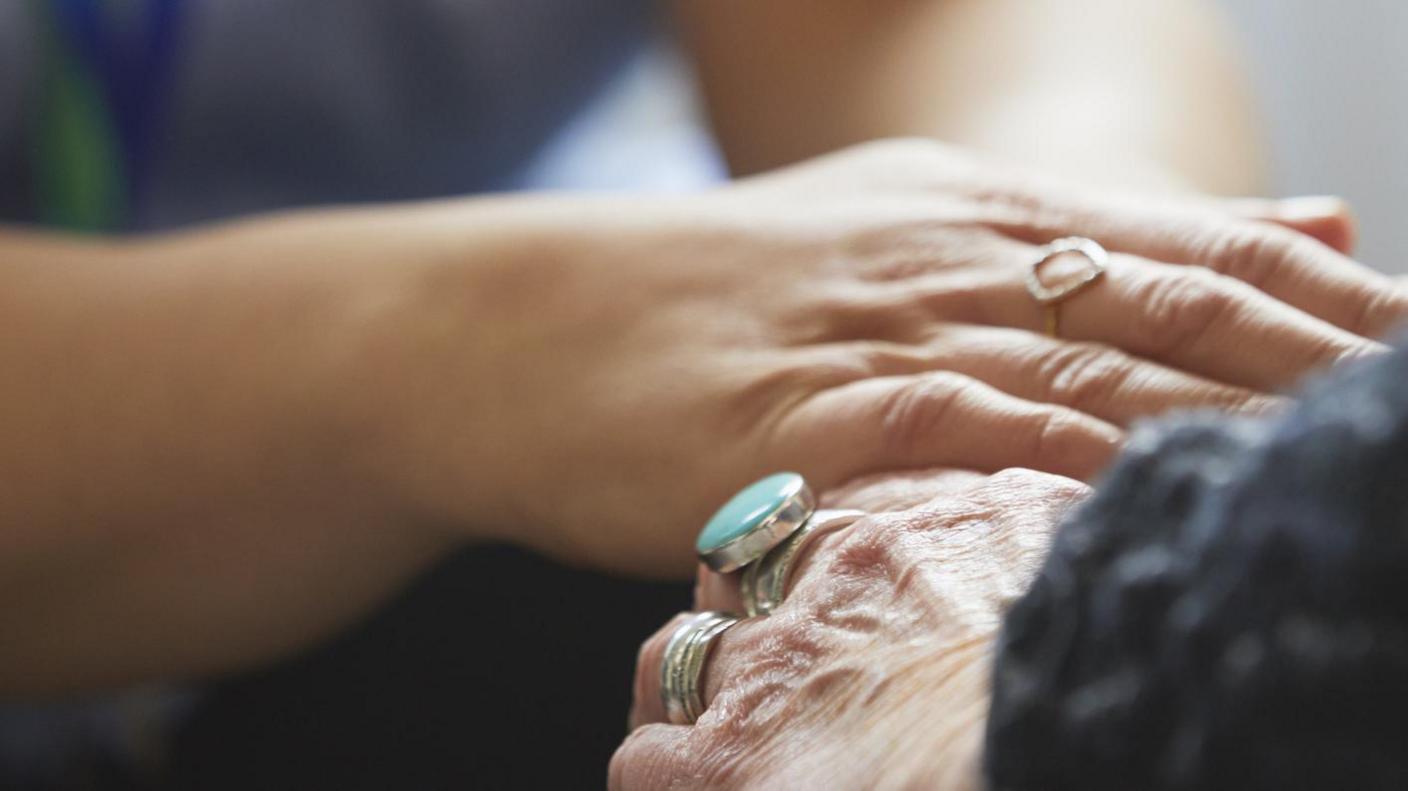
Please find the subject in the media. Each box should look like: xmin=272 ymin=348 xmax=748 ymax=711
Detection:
xmin=741 ymin=509 xmax=866 ymax=617
xmin=660 ymin=611 xmax=743 ymax=725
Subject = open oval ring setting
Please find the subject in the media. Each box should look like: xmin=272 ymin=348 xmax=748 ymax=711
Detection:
xmin=1024 ymin=236 xmax=1109 ymax=337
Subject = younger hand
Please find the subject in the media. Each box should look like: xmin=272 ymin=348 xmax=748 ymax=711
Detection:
xmin=360 ymin=140 xmax=1403 ymax=575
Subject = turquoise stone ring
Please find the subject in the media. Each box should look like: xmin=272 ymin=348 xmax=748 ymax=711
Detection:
xmin=696 ymin=472 xmax=816 ymax=573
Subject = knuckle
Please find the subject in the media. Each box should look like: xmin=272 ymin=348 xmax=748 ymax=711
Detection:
xmin=981 ymin=467 xmax=1092 ymax=512
xmin=606 ymin=741 xmax=631 ymax=791
xmin=1351 ymin=282 xmax=1408 ymax=337
xmin=991 ymin=466 xmax=1092 ymax=505
xmin=1025 ymin=407 xmax=1098 ymax=469
xmin=986 ymin=466 xmax=1061 ymax=491
xmin=1037 ymin=341 xmax=1135 ymax=411
xmin=829 ymin=518 xmax=903 ymax=578
xmin=876 ymin=372 xmax=972 ymax=462
xmin=609 ymin=726 xmax=670 ymax=791
xmin=846 ymin=341 xmax=929 ymax=378
xmin=1192 ymin=223 xmax=1295 ymax=290
xmin=1135 ymin=268 xmax=1240 ymax=355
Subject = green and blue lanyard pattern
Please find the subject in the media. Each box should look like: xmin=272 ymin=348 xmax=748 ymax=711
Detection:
xmin=32 ymin=0 xmax=186 ymax=233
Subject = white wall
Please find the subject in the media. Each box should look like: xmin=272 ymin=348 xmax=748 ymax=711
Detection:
xmin=1219 ymin=0 xmax=1408 ymax=273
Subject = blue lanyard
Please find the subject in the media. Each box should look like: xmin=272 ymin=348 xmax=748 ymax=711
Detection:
xmin=48 ymin=0 xmax=186 ymax=209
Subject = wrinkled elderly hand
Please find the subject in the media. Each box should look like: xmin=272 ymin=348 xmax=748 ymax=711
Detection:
xmin=612 ymin=468 xmax=1089 ymax=789
xmin=368 ymin=139 xmax=1404 ymax=576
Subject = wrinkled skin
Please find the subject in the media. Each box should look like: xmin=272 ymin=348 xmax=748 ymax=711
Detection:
xmin=368 ymin=140 xmax=1404 ymax=577
xmin=613 ymin=468 xmax=1088 ymax=789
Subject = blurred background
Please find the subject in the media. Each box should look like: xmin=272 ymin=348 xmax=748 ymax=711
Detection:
xmin=1221 ymin=0 xmax=1408 ymax=274
xmin=528 ymin=0 xmax=1408 ymax=274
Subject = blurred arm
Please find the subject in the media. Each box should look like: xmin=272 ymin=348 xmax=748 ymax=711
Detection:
xmin=677 ymin=0 xmax=1266 ymax=193
xmin=0 ymin=219 xmax=453 ymax=697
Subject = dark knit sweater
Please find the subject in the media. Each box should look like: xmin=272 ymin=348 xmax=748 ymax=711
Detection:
xmin=986 ymin=338 xmax=1408 ymax=790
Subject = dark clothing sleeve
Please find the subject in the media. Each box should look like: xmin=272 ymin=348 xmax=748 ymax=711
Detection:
xmin=985 ymin=336 xmax=1408 ymax=791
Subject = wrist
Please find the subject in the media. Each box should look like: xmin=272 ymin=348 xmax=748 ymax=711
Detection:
xmin=324 ymin=198 xmax=577 ymax=550
xmin=123 ymin=216 xmax=462 ymax=557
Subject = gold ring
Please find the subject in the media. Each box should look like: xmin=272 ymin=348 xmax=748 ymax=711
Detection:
xmin=1024 ymin=237 xmax=1109 ymax=337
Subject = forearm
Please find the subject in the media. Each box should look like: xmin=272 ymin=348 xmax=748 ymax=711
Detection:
xmin=680 ymin=0 xmax=1265 ymax=194
xmin=0 ymin=205 xmax=525 ymax=696
xmin=0 ymin=224 xmax=377 ymax=552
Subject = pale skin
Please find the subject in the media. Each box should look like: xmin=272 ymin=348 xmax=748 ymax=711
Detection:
xmin=615 ymin=468 xmax=1079 ymax=790
xmin=1 ymin=0 xmax=1404 ymax=698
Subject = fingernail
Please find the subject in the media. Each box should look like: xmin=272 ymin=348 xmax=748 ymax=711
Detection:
xmin=1276 ymin=195 xmax=1348 ymax=220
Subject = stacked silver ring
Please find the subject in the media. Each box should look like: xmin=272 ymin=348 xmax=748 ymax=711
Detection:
xmin=661 ymin=611 xmax=742 ymax=725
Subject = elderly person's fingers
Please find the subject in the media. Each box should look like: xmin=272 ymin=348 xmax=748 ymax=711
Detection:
xmin=774 ymin=371 xmax=1123 ymax=486
xmin=995 ymin=191 xmax=1408 ymax=338
xmin=609 ymin=724 xmax=690 ymax=791
xmin=914 ymin=241 xmax=1385 ymax=392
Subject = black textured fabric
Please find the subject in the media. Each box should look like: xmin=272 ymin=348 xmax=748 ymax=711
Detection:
xmin=986 ymin=339 xmax=1408 ymax=790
